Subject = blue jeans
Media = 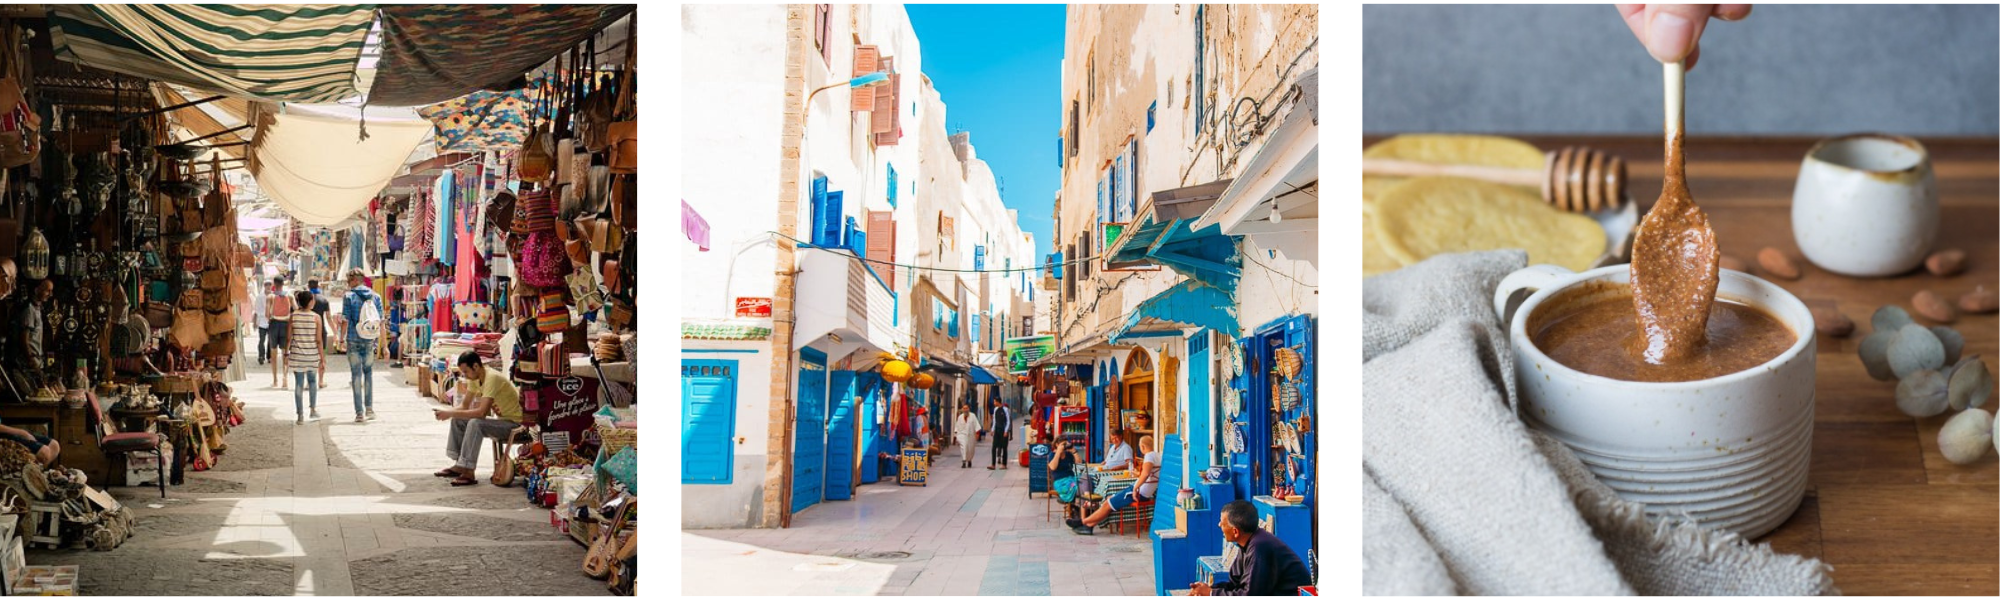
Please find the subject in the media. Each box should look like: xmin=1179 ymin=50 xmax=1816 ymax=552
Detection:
xmin=349 ymin=339 xmax=376 ymax=414
xmin=293 ymin=371 xmax=318 ymax=415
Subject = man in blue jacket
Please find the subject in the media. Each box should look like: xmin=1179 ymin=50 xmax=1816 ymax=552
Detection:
xmin=341 ymin=269 xmax=384 ymax=423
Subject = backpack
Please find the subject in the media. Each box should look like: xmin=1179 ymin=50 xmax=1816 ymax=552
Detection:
xmin=355 ymin=294 xmax=383 ymax=340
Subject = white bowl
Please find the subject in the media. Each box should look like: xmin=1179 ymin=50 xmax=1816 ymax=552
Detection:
xmin=1495 ymin=264 xmax=1816 ymax=539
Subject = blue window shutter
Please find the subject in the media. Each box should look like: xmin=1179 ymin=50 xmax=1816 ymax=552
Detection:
xmin=1051 ymin=252 xmax=1063 ymax=279
xmin=950 ymin=308 xmax=959 ymax=339
xmin=682 ymin=361 xmax=739 ymax=484
xmin=810 ymin=176 xmax=829 ymax=246
xmin=974 ymin=245 xmax=985 ymax=271
xmin=1097 ymin=175 xmax=1108 ymax=224
xmin=818 ymin=190 xmax=845 ymax=247
xmin=887 ymin=166 xmax=898 ymax=208
xmin=1147 ymin=101 xmax=1156 ymax=132
xmin=848 ymin=217 xmax=866 ymax=256
xmin=1057 ymin=137 xmax=1063 ymax=168
xmin=971 ymin=313 xmax=980 ymax=343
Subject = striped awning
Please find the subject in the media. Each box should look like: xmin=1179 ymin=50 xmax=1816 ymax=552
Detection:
xmin=367 ymin=4 xmax=631 ymax=106
xmin=48 ymin=4 xmax=376 ymax=104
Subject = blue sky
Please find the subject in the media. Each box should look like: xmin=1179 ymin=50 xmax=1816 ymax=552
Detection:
xmin=907 ymin=4 xmax=1064 ymax=258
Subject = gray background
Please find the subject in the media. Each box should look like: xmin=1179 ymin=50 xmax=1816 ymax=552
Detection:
xmin=1364 ymin=4 xmax=1999 ymax=136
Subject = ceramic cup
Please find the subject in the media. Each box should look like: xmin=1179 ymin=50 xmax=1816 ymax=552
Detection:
xmin=1792 ymin=133 xmax=1938 ymax=277
xmin=1493 ymin=264 xmax=1816 ymax=539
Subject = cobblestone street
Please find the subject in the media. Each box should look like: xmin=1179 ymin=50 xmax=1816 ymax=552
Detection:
xmin=33 ymin=347 xmax=609 ymax=596
xmin=685 ymin=441 xmax=1155 ymax=596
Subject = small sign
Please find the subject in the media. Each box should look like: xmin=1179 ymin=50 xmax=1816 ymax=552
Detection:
xmin=899 ymin=447 xmax=928 ymax=486
xmin=735 ymin=297 xmax=773 ymax=318
xmin=1004 ymin=336 xmax=1056 ymax=374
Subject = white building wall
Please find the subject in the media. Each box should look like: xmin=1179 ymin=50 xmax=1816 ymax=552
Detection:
xmin=680 ymin=344 xmax=775 ymax=529
xmin=681 ymin=4 xmax=789 ymax=322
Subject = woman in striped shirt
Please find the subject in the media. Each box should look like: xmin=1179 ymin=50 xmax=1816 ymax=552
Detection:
xmin=285 ymin=290 xmax=327 ymax=424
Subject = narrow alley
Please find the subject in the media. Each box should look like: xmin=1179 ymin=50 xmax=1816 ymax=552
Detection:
xmin=684 ymin=440 xmax=1154 ymax=596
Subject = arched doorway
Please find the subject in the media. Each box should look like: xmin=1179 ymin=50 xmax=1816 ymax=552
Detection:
xmin=1120 ymin=348 xmax=1155 ymax=452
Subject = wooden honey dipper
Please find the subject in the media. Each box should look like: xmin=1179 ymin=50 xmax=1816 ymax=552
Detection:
xmin=1363 ymin=146 xmax=1628 ymax=213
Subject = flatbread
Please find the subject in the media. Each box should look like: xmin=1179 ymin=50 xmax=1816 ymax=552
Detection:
xmin=1363 ymin=134 xmax=1545 ymax=199
xmin=1361 ymin=204 xmax=1403 ymax=276
xmin=1373 ymin=176 xmax=1605 ymax=272
xmin=1363 ymin=135 xmax=1548 ymax=276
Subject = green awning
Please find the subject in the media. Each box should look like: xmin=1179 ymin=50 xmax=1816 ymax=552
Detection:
xmin=49 ymin=4 xmax=375 ymax=104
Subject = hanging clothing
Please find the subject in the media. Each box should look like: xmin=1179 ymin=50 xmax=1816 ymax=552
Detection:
xmin=454 ymin=203 xmax=480 ymax=303
xmin=434 ymin=170 xmax=456 ymax=266
xmin=428 ymin=282 xmax=455 ymax=334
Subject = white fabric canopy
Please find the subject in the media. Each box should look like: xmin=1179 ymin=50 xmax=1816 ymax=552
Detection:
xmin=246 ymin=103 xmax=430 ymax=226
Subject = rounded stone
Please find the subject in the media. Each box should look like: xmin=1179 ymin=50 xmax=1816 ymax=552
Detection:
xmin=1940 ymin=408 xmax=1994 ymax=465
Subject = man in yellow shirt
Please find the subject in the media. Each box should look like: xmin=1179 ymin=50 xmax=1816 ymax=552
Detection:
xmin=432 ymin=352 xmax=524 ymax=486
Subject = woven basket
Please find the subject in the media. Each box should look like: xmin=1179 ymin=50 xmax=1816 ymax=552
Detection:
xmin=598 ymin=426 xmax=637 ymax=456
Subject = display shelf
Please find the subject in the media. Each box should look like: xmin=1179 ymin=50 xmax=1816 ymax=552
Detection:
xmin=569 ymin=360 xmax=635 ymax=383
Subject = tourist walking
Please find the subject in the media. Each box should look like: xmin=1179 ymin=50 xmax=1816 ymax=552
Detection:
xmin=253 ymin=277 xmax=270 ymax=365
xmin=953 ymin=404 xmax=981 ymax=468
xmin=266 ymin=279 xmax=290 ymax=389
xmin=986 ymin=401 xmax=1012 ymax=470
xmin=284 ymin=290 xmax=325 ymax=424
xmin=341 ymin=269 xmax=384 ymax=423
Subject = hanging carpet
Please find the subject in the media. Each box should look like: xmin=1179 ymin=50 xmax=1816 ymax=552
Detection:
xmin=48 ymin=4 xmax=375 ymax=104
xmin=414 ymin=74 xmax=554 ymax=154
xmin=366 ymin=4 xmax=632 ymax=107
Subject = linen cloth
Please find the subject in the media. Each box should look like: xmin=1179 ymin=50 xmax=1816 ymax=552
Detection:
xmin=1362 ymin=250 xmax=1837 ymax=596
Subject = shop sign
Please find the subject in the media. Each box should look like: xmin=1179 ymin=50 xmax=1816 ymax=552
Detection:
xmin=1004 ymin=335 xmax=1056 ymax=374
xmin=899 ymin=447 xmax=928 ymax=486
xmin=541 ymin=376 xmax=601 ymax=445
xmin=735 ymin=297 xmax=773 ymax=318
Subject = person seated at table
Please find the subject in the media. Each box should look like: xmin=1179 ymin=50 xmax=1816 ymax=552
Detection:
xmin=0 ymin=421 xmax=56 ymax=466
xmin=1070 ymin=435 xmax=1160 ymax=534
xmin=1102 ymin=430 xmax=1134 ymax=471
xmin=430 ymin=352 xmax=523 ymax=487
xmin=1190 ymin=500 xmax=1315 ymax=596
xmin=1048 ymin=439 xmax=1082 ymax=506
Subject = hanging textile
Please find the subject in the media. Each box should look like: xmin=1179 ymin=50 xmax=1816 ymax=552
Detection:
xmin=414 ymin=75 xmax=555 ymax=153
xmin=434 ymin=170 xmax=456 ymax=266
xmin=247 ymin=104 xmax=433 ymax=226
xmin=408 ymin=190 xmax=435 ymax=258
xmin=367 ymin=5 xmax=633 ymax=107
xmin=428 ymin=281 xmax=455 ymax=334
xmin=454 ymin=204 xmax=481 ymax=303
xmin=48 ymin=4 xmax=375 ymax=103
xmin=349 ymin=226 xmax=366 ymax=272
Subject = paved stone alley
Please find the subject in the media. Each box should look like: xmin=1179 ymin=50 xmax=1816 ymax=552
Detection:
xmin=32 ymin=345 xmax=609 ymax=596
xmin=684 ymin=441 xmax=1156 ymax=596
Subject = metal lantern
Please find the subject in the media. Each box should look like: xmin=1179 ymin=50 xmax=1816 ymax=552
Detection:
xmin=910 ymin=372 xmax=937 ymax=390
xmin=21 ymin=228 xmax=48 ymax=280
xmin=880 ymin=360 xmax=914 ymax=383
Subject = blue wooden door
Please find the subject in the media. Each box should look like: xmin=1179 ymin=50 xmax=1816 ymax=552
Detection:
xmin=682 ymin=360 xmax=738 ymax=484
xmin=825 ymin=370 xmax=857 ymax=500
xmin=1188 ymin=332 xmax=1213 ymax=475
xmin=792 ymin=348 xmax=828 ymax=513
xmin=858 ymin=374 xmax=881 ymax=483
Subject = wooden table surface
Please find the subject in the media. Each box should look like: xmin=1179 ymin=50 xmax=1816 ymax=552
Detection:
xmin=1371 ymin=136 xmax=2000 ymax=595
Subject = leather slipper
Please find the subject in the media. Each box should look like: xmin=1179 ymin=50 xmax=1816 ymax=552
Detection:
xmin=450 ymin=476 xmax=479 ymax=486
xmin=434 ymin=468 xmax=460 ymax=477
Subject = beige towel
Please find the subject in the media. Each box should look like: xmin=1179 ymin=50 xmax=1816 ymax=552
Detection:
xmin=1363 ymin=250 xmax=1837 ymax=595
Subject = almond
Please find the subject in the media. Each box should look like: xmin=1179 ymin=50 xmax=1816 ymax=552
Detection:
xmin=1719 ymin=255 xmax=1748 ymax=273
xmin=1961 ymin=286 xmax=2000 ymax=314
xmin=1809 ymin=304 xmax=1854 ymax=338
xmin=1927 ymin=249 xmax=1967 ymax=277
xmin=1757 ymin=247 xmax=1801 ymax=280
xmin=1914 ymin=290 xmax=1957 ymax=323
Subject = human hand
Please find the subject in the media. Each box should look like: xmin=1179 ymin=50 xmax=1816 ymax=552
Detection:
xmin=1615 ymin=4 xmax=1752 ymax=68
xmin=432 ymin=409 xmax=449 ymax=421
xmin=1190 ymin=582 xmax=1212 ymax=596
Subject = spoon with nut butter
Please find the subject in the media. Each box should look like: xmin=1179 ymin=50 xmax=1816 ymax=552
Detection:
xmin=1631 ymin=61 xmax=1720 ymax=365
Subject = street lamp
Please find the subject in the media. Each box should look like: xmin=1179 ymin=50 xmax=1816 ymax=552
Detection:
xmin=806 ymin=71 xmax=892 ymax=108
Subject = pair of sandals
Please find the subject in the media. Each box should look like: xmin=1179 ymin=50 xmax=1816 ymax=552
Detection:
xmin=434 ymin=467 xmax=479 ymax=486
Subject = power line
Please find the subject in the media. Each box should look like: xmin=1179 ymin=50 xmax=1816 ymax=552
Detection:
xmin=769 ymin=231 xmax=1094 ymax=274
